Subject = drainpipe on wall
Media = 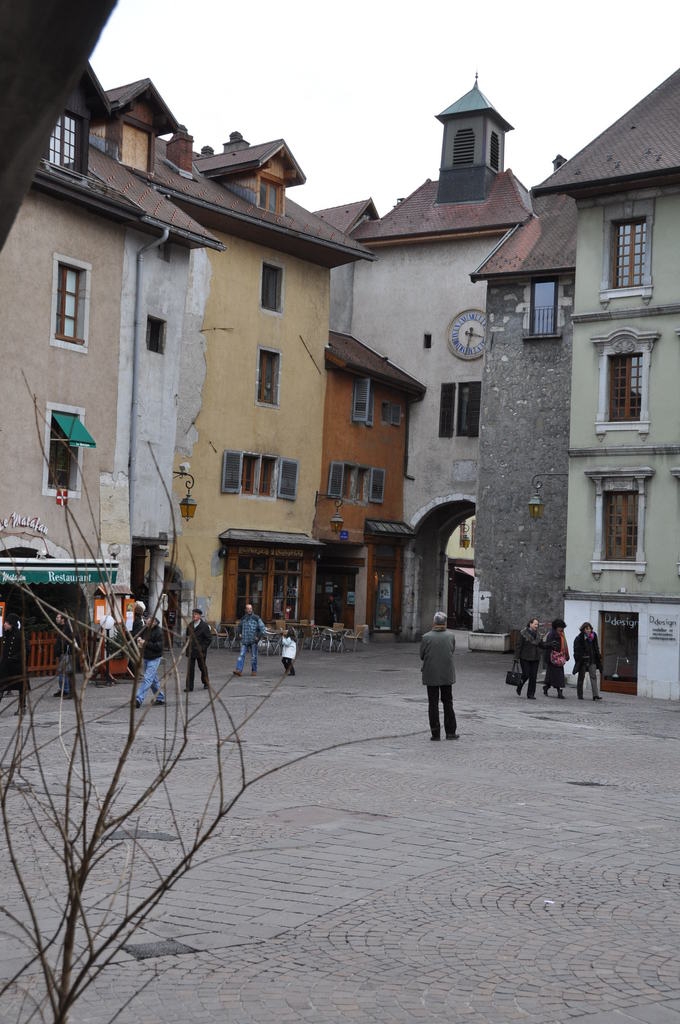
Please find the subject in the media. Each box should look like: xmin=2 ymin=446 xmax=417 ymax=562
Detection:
xmin=129 ymin=226 xmax=169 ymax=614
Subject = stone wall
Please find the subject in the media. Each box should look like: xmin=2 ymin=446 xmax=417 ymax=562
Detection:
xmin=473 ymin=276 xmax=573 ymax=634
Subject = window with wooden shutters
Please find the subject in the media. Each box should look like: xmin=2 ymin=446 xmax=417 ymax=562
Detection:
xmin=352 ymin=378 xmax=373 ymax=424
xmin=278 ymin=459 xmax=299 ymax=500
xmin=327 ymin=462 xmax=344 ymax=497
xmin=221 ymin=450 xmax=242 ymax=493
xmin=381 ymin=401 xmax=402 ymax=426
xmin=259 ymin=456 xmax=276 ymax=496
xmin=48 ymin=113 xmax=82 ymax=170
xmin=439 ymin=383 xmax=455 ymax=437
xmin=457 ymin=381 xmax=481 ymax=437
xmin=609 ymin=354 xmax=642 ymax=421
xmin=257 ymin=348 xmax=280 ymax=405
xmin=261 ymin=263 xmax=282 ymax=311
xmin=613 ymin=220 xmax=646 ymax=289
xmin=369 ymin=468 xmax=385 ymax=503
xmin=241 ymin=455 xmax=258 ymax=494
xmin=604 ymin=492 xmax=638 ymax=559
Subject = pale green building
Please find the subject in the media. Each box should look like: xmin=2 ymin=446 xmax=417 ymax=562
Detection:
xmin=535 ymin=68 xmax=680 ymax=700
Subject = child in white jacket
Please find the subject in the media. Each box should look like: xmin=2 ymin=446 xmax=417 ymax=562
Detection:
xmin=281 ymin=629 xmax=297 ymax=677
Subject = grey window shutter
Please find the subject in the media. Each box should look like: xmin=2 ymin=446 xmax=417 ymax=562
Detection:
xmin=278 ymin=458 xmax=299 ymax=500
xmin=221 ymin=450 xmax=242 ymax=493
xmin=352 ymin=378 xmax=371 ymax=422
xmin=439 ymin=383 xmax=455 ymax=437
xmin=468 ymin=381 xmax=482 ymax=437
xmin=328 ymin=461 xmax=344 ymax=497
xmin=369 ymin=467 xmax=385 ymax=503
xmin=390 ymin=403 xmax=401 ymax=426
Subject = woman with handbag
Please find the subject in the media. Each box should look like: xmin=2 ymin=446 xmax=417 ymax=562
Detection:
xmin=543 ymin=617 xmax=569 ymax=698
xmin=514 ymin=616 xmax=544 ymax=699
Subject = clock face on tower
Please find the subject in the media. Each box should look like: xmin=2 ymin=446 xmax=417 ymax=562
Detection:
xmin=448 ymin=309 xmax=487 ymax=359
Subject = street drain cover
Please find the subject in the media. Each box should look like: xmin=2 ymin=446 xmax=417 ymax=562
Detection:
xmin=566 ymin=780 xmax=610 ymax=787
xmin=105 ymin=829 xmax=179 ymax=842
xmin=123 ymin=938 xmax=196 ymax=961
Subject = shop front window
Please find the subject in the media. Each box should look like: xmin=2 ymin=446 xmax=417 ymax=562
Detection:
xmin=374 ymin=571 xmax=393 ymax=631
xmin=237 ymin=555 xmax=267 ymax=619
xmin=600 ymin=610 xmax=638 ymax=694
xmin=273 ymin=558 xmax=301 ymax=620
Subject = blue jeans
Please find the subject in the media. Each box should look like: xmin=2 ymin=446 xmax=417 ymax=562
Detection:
xmin=136 ymin=657 xmax=165 ymax=705
xmin=236 ymin=642 xmax=258 ymax=673
xmin=58 ymin=653 xmax=71 ymax=696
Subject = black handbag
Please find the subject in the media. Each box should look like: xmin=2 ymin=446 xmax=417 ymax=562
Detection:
xmin=505 ymin=659 xmax=522 ymax=686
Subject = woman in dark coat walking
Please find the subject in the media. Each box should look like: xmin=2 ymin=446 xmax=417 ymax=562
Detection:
xmin=543 ymin=617 xmax=569 ymax=699
xmin=573 ymin=622 xmax=603 ymax=701
xmin=0 ymin=613 xmax=31 ymax=714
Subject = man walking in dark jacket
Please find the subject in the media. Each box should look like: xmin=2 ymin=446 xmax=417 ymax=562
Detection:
xmin=420 ymin=611 xmax=459 ymax=740
xmin=134 ymin=615 xmax=165 ymax=708
xmin=185 ymin=607 xmax=212 ymax=691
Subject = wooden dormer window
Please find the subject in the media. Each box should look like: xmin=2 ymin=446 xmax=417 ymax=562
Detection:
xmin=259 ymin=177 xmax=282 ymax=214
xmin=48 ymin=113 xmax=83 ymax=171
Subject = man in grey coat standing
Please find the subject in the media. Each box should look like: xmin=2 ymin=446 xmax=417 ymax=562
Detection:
xmin=420 ymin=611 xmax=459 ymax=741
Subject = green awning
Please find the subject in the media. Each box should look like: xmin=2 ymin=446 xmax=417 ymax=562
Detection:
xmin=53 ymin=412 xmax=96 ymax=448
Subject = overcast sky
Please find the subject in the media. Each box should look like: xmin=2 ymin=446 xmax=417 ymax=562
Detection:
xmin=91 ymin=0 xmax=679 ymax=217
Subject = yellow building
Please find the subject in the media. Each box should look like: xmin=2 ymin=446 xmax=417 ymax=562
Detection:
xmin=151 ymin=131 xmax=371 ymax=628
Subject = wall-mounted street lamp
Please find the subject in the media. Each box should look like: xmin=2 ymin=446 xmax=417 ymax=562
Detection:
xmin=459 ymin=523 xmax=471 ymax=549
xmin=174 ymin=463 xmax=197 ymax=521
xmin=528 ymin=472 xmax=568 ymax=519
xmin=315 ymin=492 xmax=345 ymax=534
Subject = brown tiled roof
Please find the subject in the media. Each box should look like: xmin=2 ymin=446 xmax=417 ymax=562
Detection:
xmin=87 ymin=146 xmax=222 ymax=248
xmin=327 ymin=332 xmax=425 ymax=395
xmin=535 ymin=67 xmax=680 ymax=195
xmin=352 ymin=170 xmax=532 ymax=243
xmin=195 ymin=140 xmax=305 ymax=186
xmin=314 ymin=199 xmax=379 ymax=234
xmin=146 ymin=140 xmax=372 ymax=267
xmin=472 ymin=193 xmax=576 ymax=280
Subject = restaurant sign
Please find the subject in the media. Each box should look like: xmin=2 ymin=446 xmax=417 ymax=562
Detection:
xmin=0 ymin=559 xmax=118 ymax=585
xmin=0 ymin=512 xmax=48 ymax=536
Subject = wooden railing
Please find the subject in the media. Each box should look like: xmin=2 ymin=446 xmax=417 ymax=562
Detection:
xmin=28 ymin=631 xmax=58 ymax=676
xmin=25 ymin=631 xmax=131 ymax=678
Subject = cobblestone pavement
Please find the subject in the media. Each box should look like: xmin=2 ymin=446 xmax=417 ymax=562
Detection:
xmin=2 ymin=634 xmax=680 ymax=1023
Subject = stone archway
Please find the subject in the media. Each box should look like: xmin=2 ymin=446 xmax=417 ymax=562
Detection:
xmin=402 ymin=495 xmax=476 ymax=641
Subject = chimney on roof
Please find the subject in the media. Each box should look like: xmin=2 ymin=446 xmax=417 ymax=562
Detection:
xmin=200 ymin=145 xmax=214 ymax=156
xmin=223 ymin=131 xmax=249 ymax=153
xmin=552 ymin=153 xmax=567 ymax=172
xmin=166 ymin=125 xmax=194 ymax=173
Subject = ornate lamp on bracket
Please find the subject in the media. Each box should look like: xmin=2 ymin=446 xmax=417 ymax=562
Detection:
xmin=174 ymin=463 xmax=197 ymax=521
xmin=528 ymin=472 xmax=568 ymax=519
xmin=315 ymin=492 xmax=345 ymax=534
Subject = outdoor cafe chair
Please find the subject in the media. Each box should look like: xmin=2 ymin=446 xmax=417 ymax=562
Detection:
xmin=343 ymin=624 xmax=368 ymax=651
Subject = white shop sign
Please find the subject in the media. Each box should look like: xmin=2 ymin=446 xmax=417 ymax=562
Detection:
xmin=649 ymin=614 xmax=678 ymax=642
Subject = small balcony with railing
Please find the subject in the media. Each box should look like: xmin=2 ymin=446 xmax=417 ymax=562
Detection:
xmin=526 ymin=304 xmax=558 ymax=338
